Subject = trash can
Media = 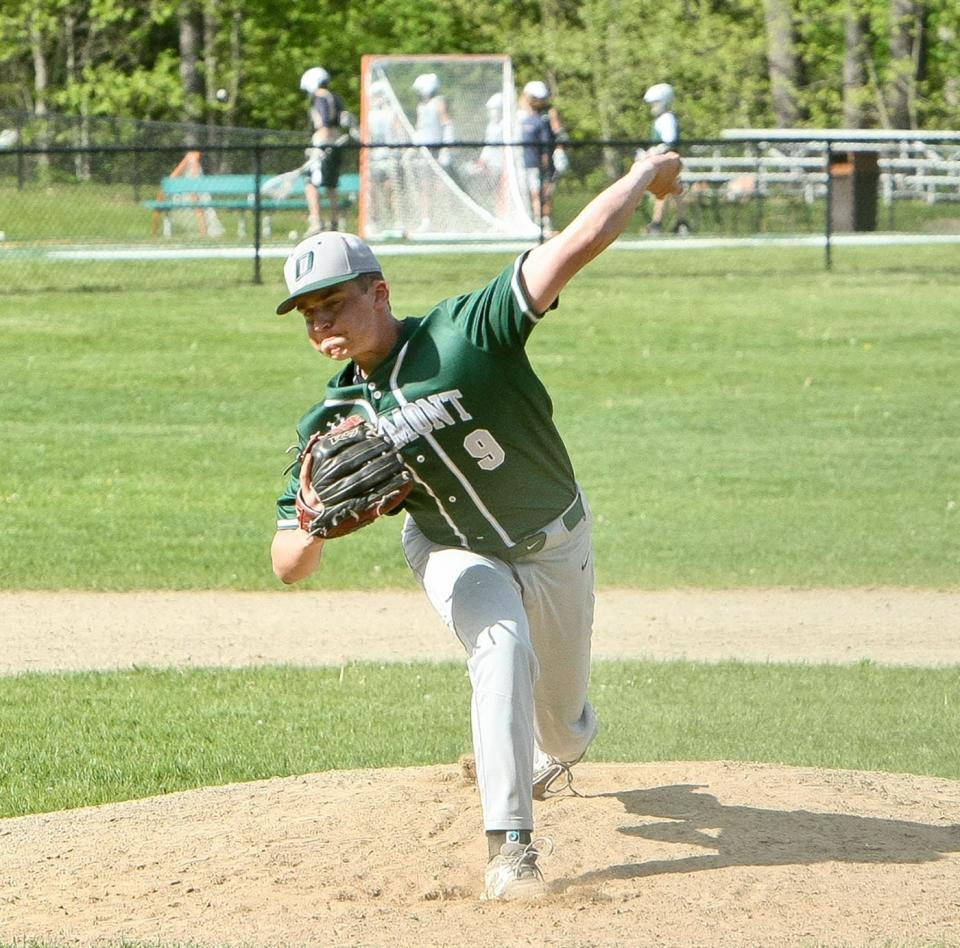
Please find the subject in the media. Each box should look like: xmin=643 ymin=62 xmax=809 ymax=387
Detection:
xmin=829 ymin=150 xmax=880 ymax=232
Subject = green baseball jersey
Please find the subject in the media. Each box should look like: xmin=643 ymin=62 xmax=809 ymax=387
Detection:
xmin=276 ymin=254 xmax=578 ymax=554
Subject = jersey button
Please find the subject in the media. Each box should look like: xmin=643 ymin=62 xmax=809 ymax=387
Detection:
xmin=416 ymin=455 xmax=426 ymax=463
xmin=448 ymin=496 xmax=457 ymax=503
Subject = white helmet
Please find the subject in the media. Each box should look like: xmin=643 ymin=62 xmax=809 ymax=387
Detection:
xmin=486 ymin=92 xmax=503 ymax=113
xmin=644 ymin=82 xmax=674 ymax=116
xmin=412 ymin=73 xmax=440 ymax=98
xmin=300 ymin=67 xmax=330 ymax=94
xmin=523 ymin=80 xmax=550 ymax=102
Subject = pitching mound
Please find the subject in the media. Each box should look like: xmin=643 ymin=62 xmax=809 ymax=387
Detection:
xmin=4 ymin=760 xmax=960 ymax=946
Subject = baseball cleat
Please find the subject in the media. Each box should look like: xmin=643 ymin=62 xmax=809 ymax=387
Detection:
xmin=533 ymin=752 xmax=584 ymax=800
xmin=481 ymin=837 xmax=553 ymax=901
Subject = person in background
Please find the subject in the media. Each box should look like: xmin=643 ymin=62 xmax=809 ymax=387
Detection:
xmin=470 ymin=92 xmax=509 ymax=211
xmin=412 ymin=72 xmax=454 ymax=164
xmin=641 ymin=82 xmax=690 ymax=235
xmin=478 ymin=92 xmax=506 ymax=175
xmin=366 ymin=79 xmax=404 ymax=233
xmin=407 ymin=72 xmax=456 ymax=231
xmin=300 ymin=66 xmax=346 ymax=235
xmin=519 ymin=80 xmax=568 ymax=238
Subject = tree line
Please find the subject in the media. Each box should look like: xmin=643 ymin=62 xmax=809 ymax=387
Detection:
xmin=2 ymin=0 xmax=958 ymax=141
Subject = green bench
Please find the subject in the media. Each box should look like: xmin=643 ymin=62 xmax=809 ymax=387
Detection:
xmin=144 ymin=172 xmax=360 ymax=238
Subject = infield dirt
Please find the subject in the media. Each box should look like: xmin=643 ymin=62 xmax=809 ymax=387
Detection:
xmin=2 ymin=588 xmax=960 ymax=947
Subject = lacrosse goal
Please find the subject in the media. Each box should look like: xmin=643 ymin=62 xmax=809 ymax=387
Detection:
xmin=359 ymin=54 xmax=538 ymax=241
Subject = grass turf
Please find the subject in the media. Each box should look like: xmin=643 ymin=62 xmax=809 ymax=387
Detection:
xmin=1 ymin=244 xmax=958 ymax=589
xmin=1 ymin=660 xmax=958 ymax=819
xmin=1 ymin=244 xmax=957 ymax=824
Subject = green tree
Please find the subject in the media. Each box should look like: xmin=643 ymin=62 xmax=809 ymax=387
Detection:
xmin=2 ymin=0 xmax=958 ymax=137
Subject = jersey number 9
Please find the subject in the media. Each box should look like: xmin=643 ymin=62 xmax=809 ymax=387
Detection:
xmin=463 ymin=428 xmax=506 ymax=471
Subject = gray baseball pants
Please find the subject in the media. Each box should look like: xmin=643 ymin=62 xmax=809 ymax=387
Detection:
xmin=401 ymin=491 xmax=597 ymax=830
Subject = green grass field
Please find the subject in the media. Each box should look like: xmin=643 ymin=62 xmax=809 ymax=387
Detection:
xmin=1 ymin=244 xmax=958 ymax=589
xmin=1 ymin=243 xmax=958 ymax=823
xmin=2 ymin=660 xmax=958 ymax=818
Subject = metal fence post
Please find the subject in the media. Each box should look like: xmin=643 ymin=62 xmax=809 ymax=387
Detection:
xmin=253 ymin=140 xmax=263 ymax=285
xmin=16 ymin=112 xmax=25 ymax=189
xmin=824 ymin=141 xmax=833 ymax=271
xmin=538 ymin=142 xmax=547 ymax=243
xmin=752 ymin=150 xmax=763 ymax=234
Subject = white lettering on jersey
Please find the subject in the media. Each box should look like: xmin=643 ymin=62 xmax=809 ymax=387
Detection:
xmin=440 ymin=389 xmax=472 ymax=421
xmin=378 ymin=410 xmax=416 ymax=446
xmin=402 ymin=402 xmax=433 ymax=435
xmin=422 ymin=393 xmax=456 ymax=426
xmin=378 ymin=388 xmax=473 ymax=447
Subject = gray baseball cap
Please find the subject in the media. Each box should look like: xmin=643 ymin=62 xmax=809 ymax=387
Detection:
xmin=276 ymin=232 xmax=382 ymax=314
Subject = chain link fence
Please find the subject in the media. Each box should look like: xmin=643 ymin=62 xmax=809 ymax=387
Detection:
xmin=2 ymin=113 xmax=959 ymax=293
xmin=0 ymin=108 xmax=305 ymax=158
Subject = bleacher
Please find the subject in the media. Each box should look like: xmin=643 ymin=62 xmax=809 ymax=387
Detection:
xmin=681 ymin=152 xmax=827 ymax=203
xmin=703 ymin=129 xmax=960 ymax=205
xmin=144 ymin=171 xmax=361 ymax=237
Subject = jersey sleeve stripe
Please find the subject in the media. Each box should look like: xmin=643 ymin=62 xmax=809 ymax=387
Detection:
xmin=276 ymin=517 xmax=299 ymax=530
xmin=511 ymin=254 xmax=542 ymax=324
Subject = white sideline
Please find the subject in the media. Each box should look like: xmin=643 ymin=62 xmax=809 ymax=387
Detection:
xmin=40 ymin=231 xmax=960 ymax=261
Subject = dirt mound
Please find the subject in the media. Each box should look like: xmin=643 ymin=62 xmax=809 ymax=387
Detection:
xmin=3 ymin=761 xmax=960 ymax=946
xmin=3 ymin=588 xmax=960 ymax=945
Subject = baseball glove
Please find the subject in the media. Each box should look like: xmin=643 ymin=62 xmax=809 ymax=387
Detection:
xmin=295 ymin=416 xmax=413 ymax=539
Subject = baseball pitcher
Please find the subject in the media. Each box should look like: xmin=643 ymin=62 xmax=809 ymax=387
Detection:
xmin=271 ymin=149 xmax=683 ymax=900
